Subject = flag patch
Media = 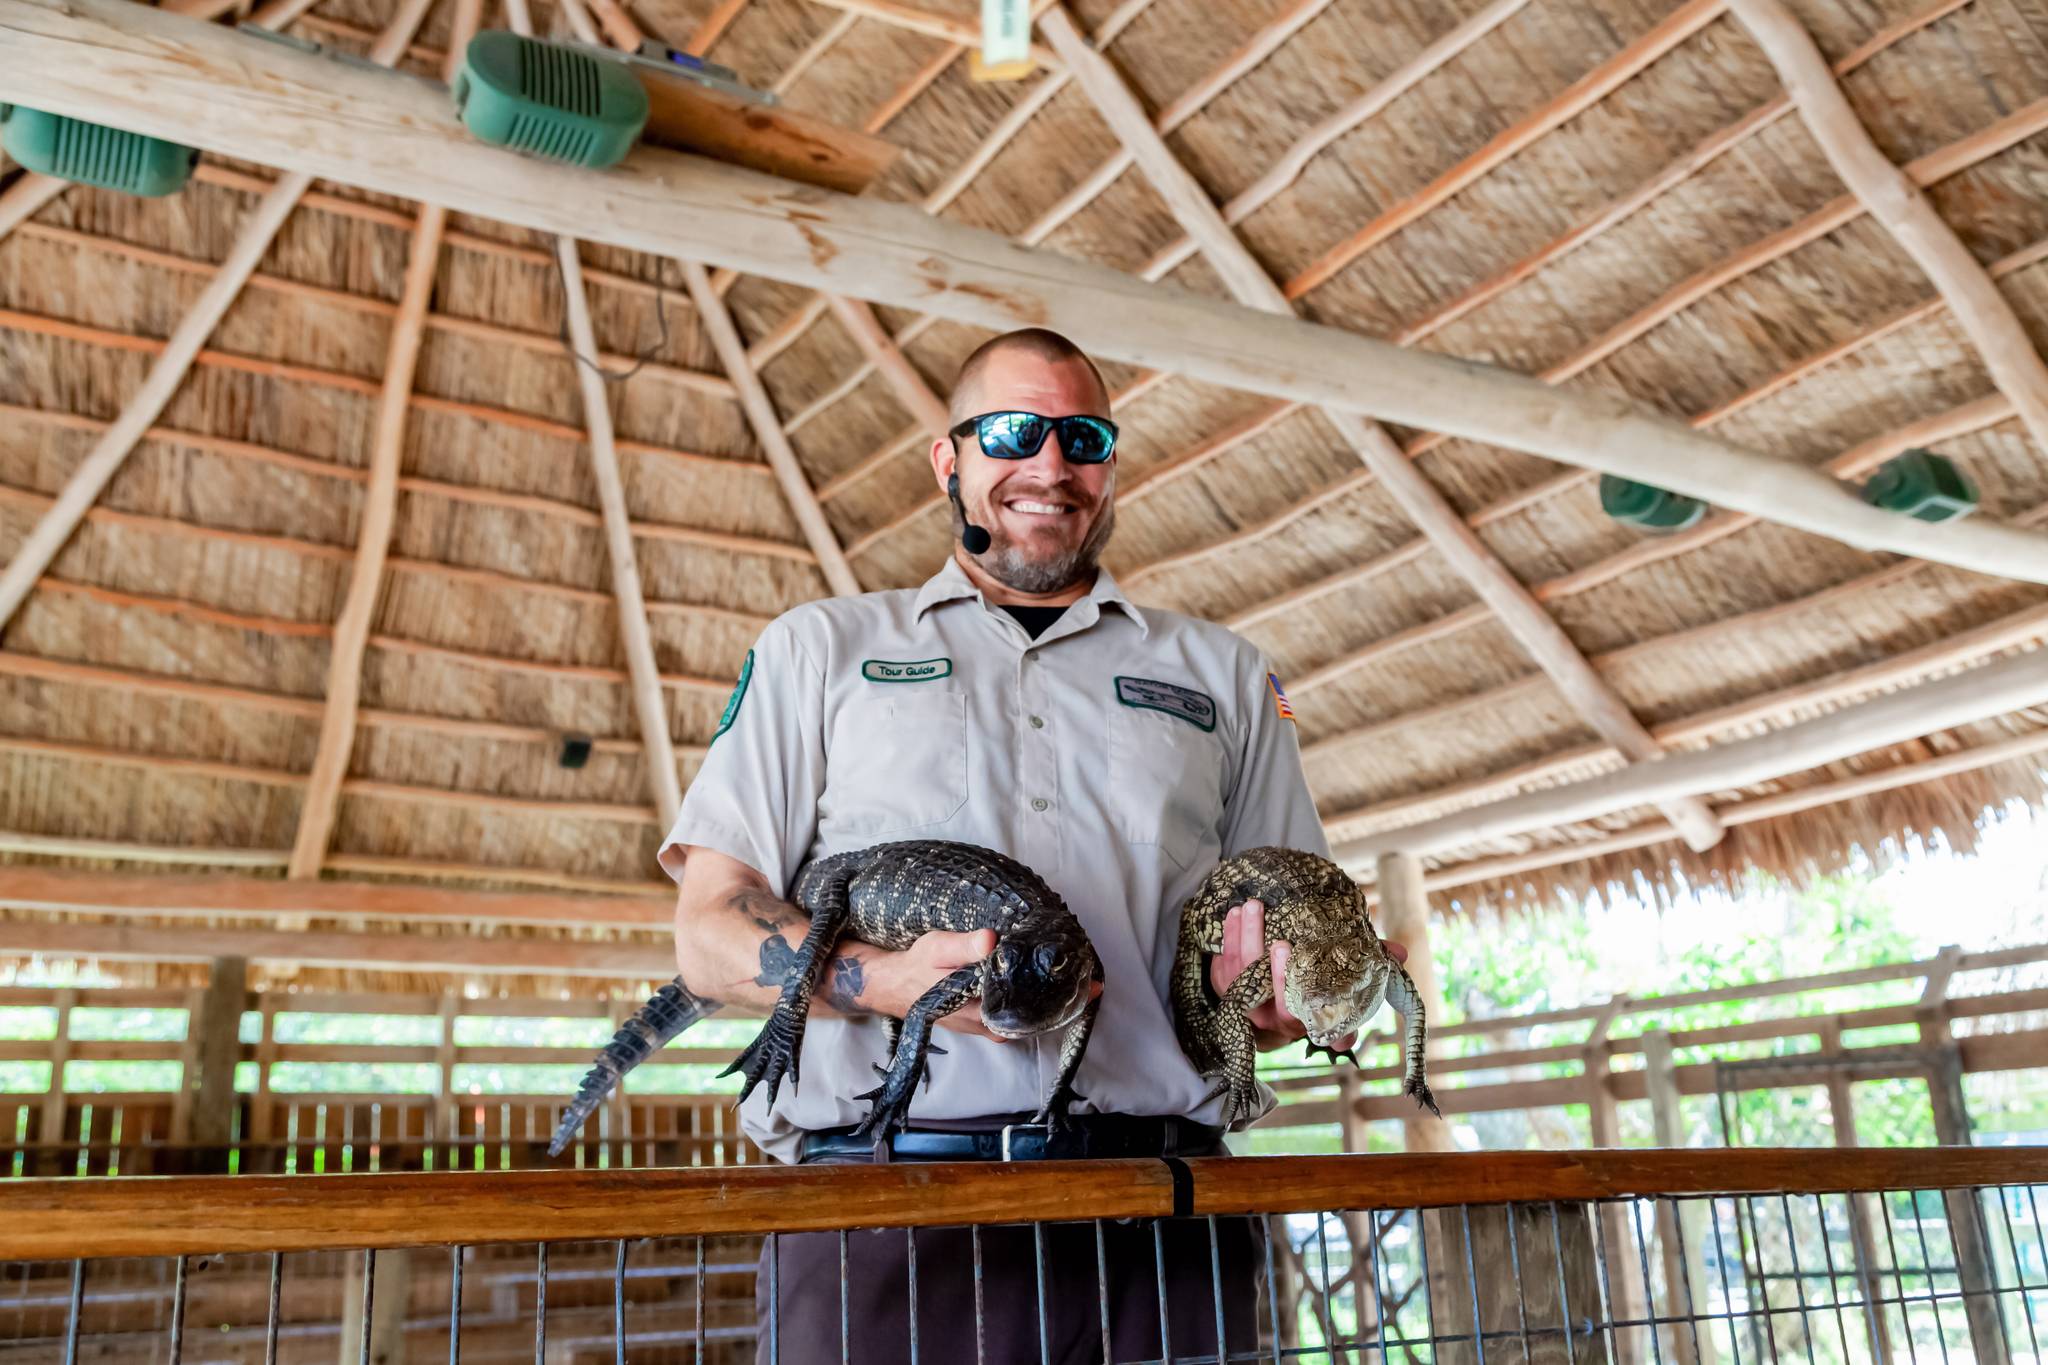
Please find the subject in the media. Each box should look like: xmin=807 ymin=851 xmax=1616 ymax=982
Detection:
xmin=1268 ymin=673 xmax=1295 ymax=722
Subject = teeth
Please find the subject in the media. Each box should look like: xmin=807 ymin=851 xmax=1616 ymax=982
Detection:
xmin=1008 ymin=501 xmax=1072 ymax=515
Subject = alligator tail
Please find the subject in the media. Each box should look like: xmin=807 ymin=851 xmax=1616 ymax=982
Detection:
xmin=548 ymin=977 xmax=714 ymax=1157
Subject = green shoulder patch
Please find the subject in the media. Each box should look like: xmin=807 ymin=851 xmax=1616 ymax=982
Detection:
xmin=861 ymin=657 xmax=953 ymax=684
xmin=712 ymin=649 xmax=754 ymax=743
xmin=1115 ymin=675 xmax=1216 ymax=732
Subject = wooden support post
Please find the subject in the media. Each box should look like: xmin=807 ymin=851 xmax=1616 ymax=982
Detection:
xmin=1579 ymin=998 xmax=1645 ymax=1364
xmin=1369 ymin=852 xmax=1452 ymax=1154
xmin=683 ymin=262 xmax=862 ymax=597
xmin=1434 ymin=1202 xmax=1613 ymax=1365
xmin=176 ymin=957 xmax=248 ymax=1174
xmin=824 ymin=294 xmax=950 ymax=440
xmin=1914 ymin=946 xmax=2009 ymax=1365
xmin=1728 ymin=0 xmax=2048 ymax=454
xmin=1642 ymin=1032 xmax=1712 ymax=1365
xmin=1037 ymin=1 xmax=1721 ymax=853
xmin=436 ymin=994 xmax=459 ymax=1172
xmin=35 ymin=988 xmax=74 ymax=1177
xmin=0 ymin=0 xmax=438 ymax=639
xmin=16 ymin=1 xmax=2048 ymax=586
xmin=289 ymin=0 xmax=484 ymax=875
xmin=1818 ymin=1019 xmax=1894 ymax=1363
xmin=339 ymin=1250 xmax=413 ymax=1365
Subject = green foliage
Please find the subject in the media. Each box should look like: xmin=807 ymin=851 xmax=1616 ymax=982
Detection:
xmin=68 ymin=1008 xmax=185 ymax=1041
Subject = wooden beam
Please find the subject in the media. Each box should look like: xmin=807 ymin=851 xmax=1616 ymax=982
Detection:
xmin=685 ymin=0 xmax=748 ymax=54
xmin=684 ymin=262 xmax=862 ymax=596
xmin=0 ymin=0 xmax=438 ymax=639
xmin=12 ymin=0 xmax=2048 ymax=588
xmin=290 ymin=2 xmax=479 ymax=882
xmin=185 ymin=957 xmax=245 ymax=1169
xmin=1727 ymin=0 xmax=2048 ymax=454
xmin=558 ymin=238 xmax=686 ymax=830
xmin=801 ymin=0 xmax=1060 ymax=67
xmin=824 ymin=294 xmax=949 ymax=439
xmin=0 ymin=917 xmax=673 ymax=978
xmin=0 ymin=172 xmax=66 ymax=240
xmin=0 ymin=868 xmax=671 ymax=928
xmin=1334 ymin=643 xmax=2048 ymax=864
xmin=1040 ymin=3 xmax=1723 ymax=852
xmin=1373 ymin=852 xmax=1454 ymax=1153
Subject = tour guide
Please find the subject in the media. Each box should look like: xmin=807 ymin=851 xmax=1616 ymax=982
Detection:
xmin=659 ymin=328 xmax=1406 ymax=1363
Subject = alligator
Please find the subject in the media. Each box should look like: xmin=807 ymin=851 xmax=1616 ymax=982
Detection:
xmin=1171 ymin=846 xmax=1439 ymax=1127
xmin=548 ymin=839 xmax=1102 ymax=1155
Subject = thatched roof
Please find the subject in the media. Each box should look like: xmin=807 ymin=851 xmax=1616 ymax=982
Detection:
xmin=3 ymin=0 xmax=2047 ymax=995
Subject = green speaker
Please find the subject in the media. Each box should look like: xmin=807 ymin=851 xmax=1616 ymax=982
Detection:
xmin=1861 ymin=448 xmax=1978 ymax=523
xmin=1599 ymin=474 xmax=1707 ymax=532
xmin=0 ymin=105 xmax=198 ymax=197
xmin=453 ymin=32 xmax=649 ymax=169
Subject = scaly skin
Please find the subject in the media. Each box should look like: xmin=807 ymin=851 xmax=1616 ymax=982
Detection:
xmin=550 ymin=840 xmax=1102 ymax=1154
xmin=1172 ymin=847 xmax=1439 ymax=1126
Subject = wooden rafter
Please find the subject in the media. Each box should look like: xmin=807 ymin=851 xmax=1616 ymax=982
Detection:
xmin=1727 ymin=0 xmax=2048 ymax=454
xmin=288 ymin=0 xmax=482 ymax=880
xmin=0 ymin=173 xmax=66 ymax=241
xmin=1039 ymin=4 xmax=1726 ymax=852
xmin=824 ymin=294 xmax=949 ymax=439
xmin=1333 ymin=644 xmax=2048 ymax=864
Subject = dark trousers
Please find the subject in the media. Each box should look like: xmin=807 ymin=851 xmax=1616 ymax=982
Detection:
xmin=756 ymin=1215 xmax=1266 ymax=1364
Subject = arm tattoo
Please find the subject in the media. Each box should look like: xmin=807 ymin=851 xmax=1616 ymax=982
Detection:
xmin=755 ymin=934 xmax=800 ymax=989
xmin=824 ymin=955 xmax=866 ymax=1014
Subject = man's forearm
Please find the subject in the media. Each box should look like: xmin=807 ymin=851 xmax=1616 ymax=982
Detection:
xmin=674 ymin=870 xmax=883 ymax=1017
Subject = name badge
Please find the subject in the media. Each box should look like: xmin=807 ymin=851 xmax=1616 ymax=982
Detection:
xmin=1115 ymin=675 xmax=1216 ymax=732
xmin=862 ymin=657 xmax=953 ymax=684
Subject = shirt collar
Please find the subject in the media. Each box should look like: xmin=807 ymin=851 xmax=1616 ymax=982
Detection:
xmin=912 ymin=555 xmax=1150 ymax=639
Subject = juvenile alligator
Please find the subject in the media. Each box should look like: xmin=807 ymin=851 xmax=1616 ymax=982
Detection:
xmin=548 ymin=839 xmax=1102 ymax=1155
xmin=1172 ymin=847 xmax=1439 ymax=1126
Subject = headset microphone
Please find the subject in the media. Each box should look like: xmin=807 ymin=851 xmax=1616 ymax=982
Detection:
xmin=948 ymin=473 xmax=993 ymax=555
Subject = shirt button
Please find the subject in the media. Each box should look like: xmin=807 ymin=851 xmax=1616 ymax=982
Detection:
xmin=1031 ymin=797 xmax=1050 ymax=812
xmin=1029 ymin=715 xmax=1045 ymax=729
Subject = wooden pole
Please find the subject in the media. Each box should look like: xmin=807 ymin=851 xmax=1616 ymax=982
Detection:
xmin=1333 ymin=644 xmax=2048 ymax=864
xmin=1641 ymin=1032 xmax=1712 ymax=1365
xmin=683 ymin=262 xmax=862 ymax=596
xmin=1727 ymin=0 xmax=2048 ymax=454
xmin=0 ymin=0 xmax=439 ymax=640
xmin=0 ymin=172 xmax=66 ymax=241
xmin=1817 ymin=1019 xmax=1895 ymax=1363
xmin=186 ymin=957 xmax=247 ymax=1174
xmin=35 ymin=988 xmax=74 ymax=1177
xmin=13 ymin=0 xmax=2048 ymax=586
xmin=1038 ymin=3 xmax=1723 ymax=853
xmin=1369 ymin=853 xmax=1453 ymax=1156
xmin=824 ymin=294 xmax=950 ymax=439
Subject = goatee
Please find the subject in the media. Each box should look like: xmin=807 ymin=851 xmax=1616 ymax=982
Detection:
xmin=954 ymin=492 xmax=1116 ymax=596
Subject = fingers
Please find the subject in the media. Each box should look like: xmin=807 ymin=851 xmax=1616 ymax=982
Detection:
xmin=1209 ymin=904 xmax=1244 ymax=997
xmin=1240 ymin=899 xmax=1265 ymax=973
xmin=1384 ymin=939 xmax=1409 ymax=965
xmin=1268 ymin=939 xmax=1289 ymax=1004
xmin=922 ymin=928 xmax=997 ymax=971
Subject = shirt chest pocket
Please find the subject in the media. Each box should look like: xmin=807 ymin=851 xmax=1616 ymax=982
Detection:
xmin=1106 ymin=705 xmax=1226 ymax=869
xmin=821 ymin=691 xmax=969 ymax=835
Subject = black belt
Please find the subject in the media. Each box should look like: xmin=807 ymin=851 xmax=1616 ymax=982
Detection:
xmin=798 ymin=1114 xmax=1224 ymax=1163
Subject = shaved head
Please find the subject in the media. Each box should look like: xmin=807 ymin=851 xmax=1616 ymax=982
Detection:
xmin=949 ymin=329 xmax=1109 ymax=424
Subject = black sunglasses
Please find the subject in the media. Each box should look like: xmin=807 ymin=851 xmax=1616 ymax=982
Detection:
xmin=948 ymin=411 xmax=1119 ymax=464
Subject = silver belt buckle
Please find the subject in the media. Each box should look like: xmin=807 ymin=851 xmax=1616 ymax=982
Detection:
xmin=999 ymin=1123 xmax=1047 ymax=1161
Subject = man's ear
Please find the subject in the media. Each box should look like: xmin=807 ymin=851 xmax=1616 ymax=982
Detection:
xmin=930 ymin=436 xmax=957 ymax=491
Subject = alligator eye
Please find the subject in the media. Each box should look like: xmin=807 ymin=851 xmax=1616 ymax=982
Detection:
xmin=1035 ymin=943 xmax=1062 ymax=975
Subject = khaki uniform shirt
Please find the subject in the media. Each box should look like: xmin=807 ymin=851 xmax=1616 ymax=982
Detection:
xmin=659 ymin=555 xmax=1329 ymax=1162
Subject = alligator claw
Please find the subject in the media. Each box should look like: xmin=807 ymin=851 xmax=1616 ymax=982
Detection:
xmin=1029 ymin=1086 xmax=1087 ymax=1133
xmin=1304 ymin=1040 xmax=1363 ymax=1069
xmin=721 ymin=1008 xmax=805 ymax=1107
xmin=1407 ymin=1074 xmax=1442 ymax=1119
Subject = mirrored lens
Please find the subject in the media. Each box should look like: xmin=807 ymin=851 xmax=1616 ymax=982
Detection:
xmin=1060 ymin=416 xmax=1116 ymax=463
xmin=980 ymin=412 xmax=1050 ymax=459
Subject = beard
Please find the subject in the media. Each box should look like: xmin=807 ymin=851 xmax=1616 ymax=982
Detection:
xmin=954 ymin=478 xmax=1117 ymax=595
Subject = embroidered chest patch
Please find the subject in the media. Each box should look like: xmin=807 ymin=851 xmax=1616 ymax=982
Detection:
xmin=861 ymin=657 xmax=953 ymax=683
xmin=1115 ymin=676 xmax=1216 ymax=732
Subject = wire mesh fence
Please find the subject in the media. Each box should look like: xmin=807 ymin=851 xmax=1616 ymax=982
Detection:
xmin=0 ymin=1155 xmax=2040 ymax=1365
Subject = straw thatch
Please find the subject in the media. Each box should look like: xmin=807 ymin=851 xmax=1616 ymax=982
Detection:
xmin=3 ymin=0 xmax=2048 ymax=995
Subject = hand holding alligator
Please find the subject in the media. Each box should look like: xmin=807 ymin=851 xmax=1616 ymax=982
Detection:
xmin=1208 ymin=899 xmax=1407 ymax=1052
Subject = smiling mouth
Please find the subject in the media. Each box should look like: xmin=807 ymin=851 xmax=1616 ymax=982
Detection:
xmin=1003 ymin=498 xmax=1079 ymax=518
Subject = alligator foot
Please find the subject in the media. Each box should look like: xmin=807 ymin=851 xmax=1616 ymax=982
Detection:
xmin=721 ymin=1006 xmax=806 ymax=1107
xmin=1406 ymin=1072 xmax=1441 ymax=1119
xmin=851 ymin=1054 xmax=924 ymax=1140
xmin=1029 ymin=1084 xmax=1088 ymax=1134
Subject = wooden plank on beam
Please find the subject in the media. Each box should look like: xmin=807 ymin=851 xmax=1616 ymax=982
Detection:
xmin=9 ymin=0 xmax=2048 ymax=586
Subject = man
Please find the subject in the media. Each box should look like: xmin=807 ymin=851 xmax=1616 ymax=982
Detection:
xmin=659 ymin=328 xmax=1402 ymax=1364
